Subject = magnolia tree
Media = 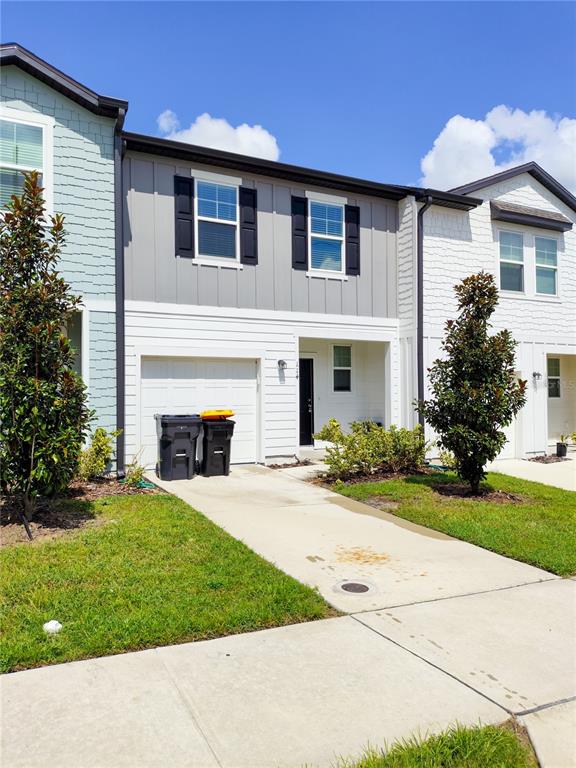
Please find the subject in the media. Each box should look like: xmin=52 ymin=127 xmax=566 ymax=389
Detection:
xmin=0 ymin=172 xmax=91 ymax=520
xmin=419 ymin=272 xmax=526 ymax=494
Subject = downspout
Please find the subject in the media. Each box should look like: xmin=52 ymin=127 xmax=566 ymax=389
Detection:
xmin=114 ymin=119 xmax=126 ymax=476
xmin=416 ymin=195 xmax=433 ymax=429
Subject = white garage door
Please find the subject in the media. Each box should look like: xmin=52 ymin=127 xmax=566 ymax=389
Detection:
xmin=140 ymin=357 xmax=258 ymax=468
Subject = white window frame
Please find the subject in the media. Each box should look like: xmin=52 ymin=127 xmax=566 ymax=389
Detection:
xmin=332 ymin=344 xmax=352 ymax=393
xmin=194 ymin=177 xmax=240 ymax=265
xmin=307 ymin=197 xmax=346 ymax=277
xmin=547 ymin=357 xmax=561 ymax=399
xmin=535 ymin=235 xmax=559 ymax=297
xmin=0 ymin=106 xmax=54 ymax=215
xmin=498 ymin=228 xmax=524 ymax=294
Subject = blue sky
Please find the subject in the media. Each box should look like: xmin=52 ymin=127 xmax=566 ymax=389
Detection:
xmin=3 ymin=2 xmax=575 ymax=189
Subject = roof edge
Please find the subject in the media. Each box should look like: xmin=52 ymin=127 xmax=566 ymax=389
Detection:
xmin=0 ymin=42 xmax=128 ymax=126
xmin=450 ymin=162 xmax=576 ymax=214
xmin=123 ymin=131 xmax=481 ymax=210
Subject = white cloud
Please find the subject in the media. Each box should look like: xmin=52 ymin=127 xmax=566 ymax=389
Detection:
xmin=421 ymin=106 xmax=576 ymax=192
xmin=157 ymin=109 xmax=180 ymax=134
xmin=156 ymin=110 xmax=280 ymax=161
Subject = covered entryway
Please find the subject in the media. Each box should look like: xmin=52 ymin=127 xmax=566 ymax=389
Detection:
xmin=547 ymin=354 xmax=576 ymax=445
xmin=298 ymin=339 xmax=388 ymax=446
xmin=140 ymin=357 xmax=259 ymax=468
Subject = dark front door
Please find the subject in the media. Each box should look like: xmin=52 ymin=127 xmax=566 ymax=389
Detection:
xmin=299 ymin=358 xmax=314 ymax=445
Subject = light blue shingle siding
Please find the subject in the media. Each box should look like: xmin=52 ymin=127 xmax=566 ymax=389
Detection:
xmin=2 ymin=65 xmax=118 ymax=433
xmin=88 ymin=311 xmax=117 ymax=433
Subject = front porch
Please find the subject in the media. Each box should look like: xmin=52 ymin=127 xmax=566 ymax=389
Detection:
xmin=297 ymin=338 xmax=391 ymax=450
xmin=547 ymin=354 xmax=576 ymax=444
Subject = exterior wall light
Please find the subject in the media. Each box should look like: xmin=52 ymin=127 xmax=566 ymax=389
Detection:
xmin=278 ymin=360 xmax=287 ymax=370
xmin=532 ymin=372 xmax=542 ymax=380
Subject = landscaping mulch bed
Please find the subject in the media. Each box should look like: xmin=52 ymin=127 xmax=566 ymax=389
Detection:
xmin=431 ymin=483 xmax=524 ymax=504
xmin=310 ymin=467 xmax=434 ymax=486
xmin=1 ymin=477 xmax=160 ymax=547
xmin=527 ymin=454 xmax=570 ymax=464
xmin=268 ymin=458 xmax=313 ymax=469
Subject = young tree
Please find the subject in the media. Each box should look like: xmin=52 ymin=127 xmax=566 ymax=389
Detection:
xmin=0 ymin=172 xmax=91 ymax=520
xmin=419 ymin=272 xmax=526 ymax=494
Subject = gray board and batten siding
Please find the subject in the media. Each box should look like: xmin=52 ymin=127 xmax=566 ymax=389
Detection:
xmin=123 ymin=152 xmax=399 ymax=318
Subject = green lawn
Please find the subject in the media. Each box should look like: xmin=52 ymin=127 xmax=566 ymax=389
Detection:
xmin=0 ymin=494 xmax=333 ymax=673
xmin=336 ymin=471 xmax=576 ymax=576
xmin=337 ymin=722 xmax=536 ymax=768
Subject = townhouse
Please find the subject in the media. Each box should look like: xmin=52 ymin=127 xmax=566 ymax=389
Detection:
xmin=1 ymin=44 xmax=574 ymax=470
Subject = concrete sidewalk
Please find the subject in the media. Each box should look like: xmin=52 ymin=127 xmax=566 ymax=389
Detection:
xmin=1 ymin=618 xmax=507 ymax=768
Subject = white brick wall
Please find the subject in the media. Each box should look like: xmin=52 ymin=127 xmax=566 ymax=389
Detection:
xmin=422 ymin=173 xmax=576 ymax=455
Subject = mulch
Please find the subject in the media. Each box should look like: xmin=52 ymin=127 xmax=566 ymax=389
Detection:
xmin=430 ymin=483 xmax=524 ymax=504
xmin=1 ymin=477 xmax=160 ymax=548
xmin=528 ymin=454 xmax=570 ymax=464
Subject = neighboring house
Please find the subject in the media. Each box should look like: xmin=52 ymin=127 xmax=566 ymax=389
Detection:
xmin=2 ymin=45 xmax=574 ymax=469
xmin=421 ymin=164 xmax=576 ymax=457
xmin=0 ymin=44 xmax=127 ymax=465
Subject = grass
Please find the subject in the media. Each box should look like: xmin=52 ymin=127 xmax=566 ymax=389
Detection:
xmin=336 ymin=722 xmax=537 ymax=768
xmin=335 ymin=471 xmax=576 ymax=576
xmin=0 ymin=493 xmax=334 ymax=672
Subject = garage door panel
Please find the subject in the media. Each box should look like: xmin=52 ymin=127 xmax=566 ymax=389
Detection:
xmin=139 ymin=357 xmax=258 ymax=468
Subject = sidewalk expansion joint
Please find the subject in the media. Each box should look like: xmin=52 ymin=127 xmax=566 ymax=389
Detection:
xmin=155 ymin=650 xmax=223 ymax=767
xmin=350 ymin=614 xmax=513 ymax=716
xmin=348 ymin=577 xmax=559 ymax=615
xmin=516 ymin=695 xmax=576 ymax=717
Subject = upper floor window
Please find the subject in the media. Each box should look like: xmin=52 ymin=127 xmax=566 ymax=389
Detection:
xmin=333 ymin=345 xmax=352 ymax=392
xmin=535 ymin=237 xmax=558 ymax=296
xmin=0 ymin=109 xmax=53 ymax=213
xmin=499 ymin=231 xmax=524 ymax=292
xmin=196 ymin=181 xmax=238 ymax=260
xmin=310 ymin=201 xmax=344 ymax=273
xmin=547 ymin=358 xmax=561 ymax=398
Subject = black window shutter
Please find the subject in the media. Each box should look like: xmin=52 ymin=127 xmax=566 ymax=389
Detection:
xmin=345 ymin=205 xmax=360 ymax=276
xmin=174 ymin=176 xmax=194 ymax=258
xmin=291 ymin=196 xmax=308 ymax=270
xmin=239 ymin=187 xmax=258 ymax=265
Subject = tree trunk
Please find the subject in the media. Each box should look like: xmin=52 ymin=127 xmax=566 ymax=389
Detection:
xmin=23 ymin=493 xmax=35 ymax=521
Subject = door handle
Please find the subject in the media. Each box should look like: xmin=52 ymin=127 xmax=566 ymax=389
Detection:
xmin=307 ymin=399 xmax=312 ymax=413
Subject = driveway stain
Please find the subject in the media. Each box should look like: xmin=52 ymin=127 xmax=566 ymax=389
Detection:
xmin=335 ymin=545 xmax=390 ymax=565
xmin=306 ymin=555 xmax=325 ymax=563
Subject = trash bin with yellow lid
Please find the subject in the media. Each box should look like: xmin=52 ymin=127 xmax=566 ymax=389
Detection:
xmin=200 ymin=409 xmax=235 ymax=421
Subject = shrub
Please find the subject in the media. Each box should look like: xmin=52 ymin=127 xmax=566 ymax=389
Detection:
xmin=77 ymin=427 xmax=120 ymax=481
xmin=439 ymin=448 xmax=458 ymax=469
xmin=124 ymin=455 xmax=146 ymax=488
xmin=314 ymin=419 xmax=426 ymax=480
xmin=0 ymin=172 xmax=92 ymax=519
xmin=419 ymin=272 xmax=526 ymax=494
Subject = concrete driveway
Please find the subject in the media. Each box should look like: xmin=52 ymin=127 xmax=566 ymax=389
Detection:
xmin=151 ymin=464 xmax=554 ymax=613
xmin=488 ymin=453 xmax=576 ymax=491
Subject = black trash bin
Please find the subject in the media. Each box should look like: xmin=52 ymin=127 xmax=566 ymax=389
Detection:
xmin=201 ymin=419 xmax=235 ymax=477
xmin=155 ymin=414 xmax=202 ymax=481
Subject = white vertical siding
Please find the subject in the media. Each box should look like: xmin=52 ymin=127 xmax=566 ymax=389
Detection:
xmin=125 ymin=303 xmax=399 ymax=462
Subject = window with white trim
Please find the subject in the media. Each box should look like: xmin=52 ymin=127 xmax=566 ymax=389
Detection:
xmin=333 ymin=345 xmax=352 ymax=392
xmin=196 ymin=180 xmax=238 ymax=259
xmin=547 ymin=358 xmax=561 ymax=398
xmin=499 ymin=231 xmax=524 ymax=292
xmin=535 ymin=237 xmax=558 ymax=296
xmin=310 ymin=201 xmax=344 ymax=272
xmin=0 ymin=116 xmax=46 ymax=209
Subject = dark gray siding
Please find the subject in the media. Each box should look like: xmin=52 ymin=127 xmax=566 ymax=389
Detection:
xmin=124 ymin=152 xmax=398 ymax=317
